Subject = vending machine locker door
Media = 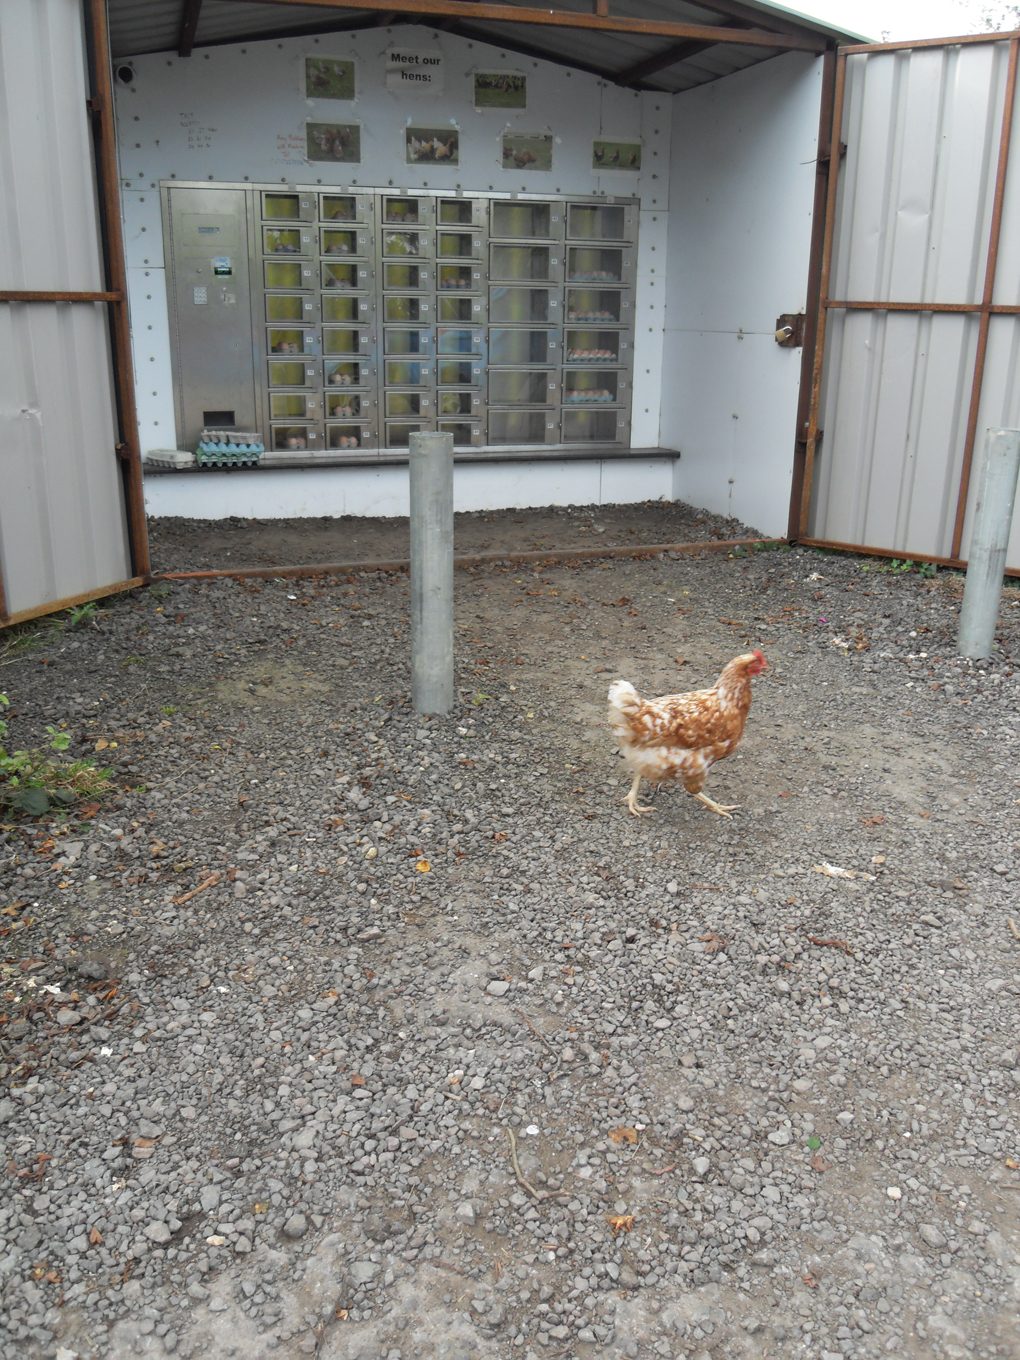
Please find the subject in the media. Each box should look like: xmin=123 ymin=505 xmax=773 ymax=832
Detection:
xmin=165 ymin=186 xmax=257 ymax=449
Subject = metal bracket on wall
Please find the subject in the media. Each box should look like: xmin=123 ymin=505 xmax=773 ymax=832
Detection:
xmin=775 ymin=313 xmax=805 ymax=347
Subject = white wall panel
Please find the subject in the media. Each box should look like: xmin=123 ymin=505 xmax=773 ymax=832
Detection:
xmin=143 ymin=457 xmax=677 ymax=521
xmin=660 ymin=51 xmax=822 ymax=538
xmin=810 ymin=42 xmax=1020 ymax=571
xmin=115 ymin=27 xmax=668 ymax=481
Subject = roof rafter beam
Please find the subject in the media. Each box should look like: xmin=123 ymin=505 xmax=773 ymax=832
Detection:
xmin=432 ymin=16 xmax=628 ymax=83
xmin=616 ymin=24 xmax=743 ymax=84
xmin=177 ymin=0 xmax=203 ymax=57
xmin=217 ymin=0 xmax=827 ymax=52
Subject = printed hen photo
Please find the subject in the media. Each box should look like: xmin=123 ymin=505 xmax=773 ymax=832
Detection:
xmin=608 ymin=651 xmax=767 ymax=818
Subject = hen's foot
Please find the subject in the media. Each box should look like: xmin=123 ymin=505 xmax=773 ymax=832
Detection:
xmin=624 ymin=774 xmax=654 ymax=816
xmin=693 ymin=791 xmax=739 ymax=819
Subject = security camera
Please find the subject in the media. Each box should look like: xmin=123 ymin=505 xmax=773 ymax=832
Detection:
xmin=115 ymin=63 xmax=135 ymax=87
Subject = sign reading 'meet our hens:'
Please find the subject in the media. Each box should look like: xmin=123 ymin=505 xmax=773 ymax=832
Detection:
xmin=386 ymin=50 xmax=444 ymax=94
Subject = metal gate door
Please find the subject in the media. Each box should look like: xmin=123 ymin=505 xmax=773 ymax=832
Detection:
xmin=0 ymin=0 xmax=147 ymax=628
xmin=797 ymin=31 xmax=1020 ymax=573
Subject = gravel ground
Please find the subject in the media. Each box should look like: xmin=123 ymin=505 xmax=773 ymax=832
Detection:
xmin=146 ymin=501 xmax=761 ymax=574
xmin=1 ymin=533 xmax=1019 ymax=1360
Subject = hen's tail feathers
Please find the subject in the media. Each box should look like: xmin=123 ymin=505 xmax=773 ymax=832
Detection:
xmin=607 ymin=679 xmax=641 ymax=714
xmin=608 ymin=680 xmax=643 ymax=741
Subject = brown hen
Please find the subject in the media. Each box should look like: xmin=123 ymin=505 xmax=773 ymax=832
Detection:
xmin=607 ymin=650 xmax=767 ymax=818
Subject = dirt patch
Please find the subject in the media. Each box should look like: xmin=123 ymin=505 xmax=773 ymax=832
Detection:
xmin=147 ymin=499 xmax=763 ymax=574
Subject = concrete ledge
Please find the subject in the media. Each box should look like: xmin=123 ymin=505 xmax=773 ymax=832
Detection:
xmin=143 ymin=455 xmax=680 ymax=520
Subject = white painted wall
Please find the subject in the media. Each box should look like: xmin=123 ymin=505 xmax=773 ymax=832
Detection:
xmin=115 ymin=25 xmax=671 ymax=514
xmin=661 ymin=52 xmax=822 ymax=538
xmin=142 ymin=457 xmax=678 ymax=520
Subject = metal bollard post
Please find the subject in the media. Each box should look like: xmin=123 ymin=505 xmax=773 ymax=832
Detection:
xmin=409 ymin=430 xmax=454 ymax=713
xmin=957 ymin=428 xmax=1020 ymax=660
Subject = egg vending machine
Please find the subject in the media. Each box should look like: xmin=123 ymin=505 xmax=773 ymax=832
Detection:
xmin=163 ymin=185 xmax=637 ymax=459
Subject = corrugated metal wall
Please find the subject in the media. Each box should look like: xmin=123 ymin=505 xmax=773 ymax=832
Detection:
xmin=808 ymin=40 xmax=1020 ymax=570
xmin=0 ymin=0 xmax=133 ymax=619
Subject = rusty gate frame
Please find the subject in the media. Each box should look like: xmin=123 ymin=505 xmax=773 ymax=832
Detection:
xmin=793 ymin=29 xmax=1020 ymax=573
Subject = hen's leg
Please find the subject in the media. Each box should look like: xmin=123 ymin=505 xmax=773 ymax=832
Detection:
xmin=624 ymin=772 xmax=654 ymax=817
xmin=692 ymin=790 xmax=739 ymax=819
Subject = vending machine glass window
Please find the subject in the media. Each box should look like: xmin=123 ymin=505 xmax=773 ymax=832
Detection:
xmin=438 ymin=295 xmax=475 ymax=321
xmin=437 ymin=360 xmax=478 ymax=386
xmin=384 ymin=329 xmax=429 ymax=355
xmin=382 ymin=263 xmax=426 ymax=290
xmin=565 ymin=330 xmax=621 ymax=362
xmin=263 ymin=228 xmax=307 ymax=255
xmin=438 ymin=264 xmax=478 ymax=292
xmin=383 ymin=231 xmax=426 ymax=257
xmin=564 ymin=370 xmax=619 ymax=404
xmin=438 ymin=421 xmax=474 ymax=445
xmin=321 ymin=194 xmax=358 ymax=221
xmin=264 ymin=261 xmax=305 ymax=289
xmin=490 ymin=201 xmax=552 ymax=238
xmin=386 ymin=422 xmax=425 ymax=447
xmin=384 ymin=197 xmax=422 ymax=223
xmin=565 ymin=289 xmax=622 ymax=323
xmin=322 ymin=295 xmax=360 ymax=323
xmin=326 ymin=424 xmax=366 ymax=450
xmin=326 ymin=392 xmax=363 ymax=418
xmin=567 ymin=204 xmax=627 ymax=240
xmin=325 ymin=360 xmax=364 ymax=387
xmin=268 ymin=328 xmax=312 ymax=354
xmin=321 ymin=228 xmax=361 ymax=257
xmin=268 ymin=360 xmax=313 ymax=387
xmin=272 ymin=425 xmax=313 ymax=451
xmin=489 ymin=286 xmax=551 ymax=323
xmin=489 ymin=329 xmax=557 ymax=365
xmin=561 ymin=409 xmax=621 ymax=442
xmin=384 ymin=296 xmax=425 ymax=323
xmin=488 ymin=410 xmax=549 ymax=444
xmin=386 ymin=392 xmax=422 ymax=417
xmin=489 ymin=371 xmax=556 ymax=405
xmin=269 ymin=393 xmax=318 ymax=419
xmin=437 ymin=328 xmax=481 ymax=355
xmin=266 ymin=295 xmax=307 ymax=322
xmin=567 ymin=247 xmax=624 ymax=283
xmin=263 ymin=193 xmax=301 ymax=219
xmin=490 ymin=245 xmax=552 ymax=280
xmin=438 ymin=199 xmax=475 ymax=225
xmin=323 ymin=329 xmax=362 ymax=355
xmin=438 ymin=390 xmax=474 ymax=416
xmin=385 ymin=359 xmax=429 ymax=386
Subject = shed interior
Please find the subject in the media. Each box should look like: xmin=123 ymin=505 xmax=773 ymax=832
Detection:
xmin=111 ymin=1 xmax=858 ymax=540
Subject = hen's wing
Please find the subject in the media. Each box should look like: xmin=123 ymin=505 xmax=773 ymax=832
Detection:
xmin=626 ymin=688 xmax=736 ymax=751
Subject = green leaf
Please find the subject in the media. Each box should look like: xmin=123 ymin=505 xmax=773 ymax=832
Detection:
xmin=807 ymin=1134 xmax=821 ymax=1151
xmin=50 ymin=789 xmax=76 ymax=806
xmin=12 ymin=787 xmax=50 ymax=816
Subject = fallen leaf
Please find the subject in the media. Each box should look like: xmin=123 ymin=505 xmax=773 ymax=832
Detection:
xmin=133 ymin=1136 xmax=158 ymax=1149
xmin=802 ymin=1271 xmax=819 ymax=1288
xmin=1 ymin=904 xmax=26 ymax=917
xmin=806 ymin=1134 xmax=821 ymax=1151
xmin=606 ymin=1214 xmax=634 ymax=1235
xmin=415 ymin=860 xmax=431 ymax=873
xmin=806 ymin=935 xmax=854 ymax=956
xmin=254 ymin=1203 xmax=268 ymax=1214
xmin=812 ymin=862 xmax=875 ymax=882
xmin=350 ymin=1073 xmax=366 ymax=1087
xmin=811 ymin=1153 xmax=832 ymax=1173
xmin=94 ymin=738 xmax=109 ymax=751
xmin=89 ymin=1227 xmax=103 ymax=1246
xmin=608 ymin=1126 xmax=639 ymax=1145
xmin=335 ymin=1308 xmax=350 ymax=1321
xmin=1005 ymin=1158 xmax=1019 ymax=1170
xmin=700 ymin=931 xmax=729 ymax=953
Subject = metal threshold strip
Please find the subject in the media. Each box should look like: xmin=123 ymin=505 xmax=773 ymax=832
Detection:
xmin=156 ymin=536 xmax=785 ymax=582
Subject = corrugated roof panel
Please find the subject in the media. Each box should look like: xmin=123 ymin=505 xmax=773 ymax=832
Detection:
xmin=108 ymin=0 xmax=860 ymax=86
